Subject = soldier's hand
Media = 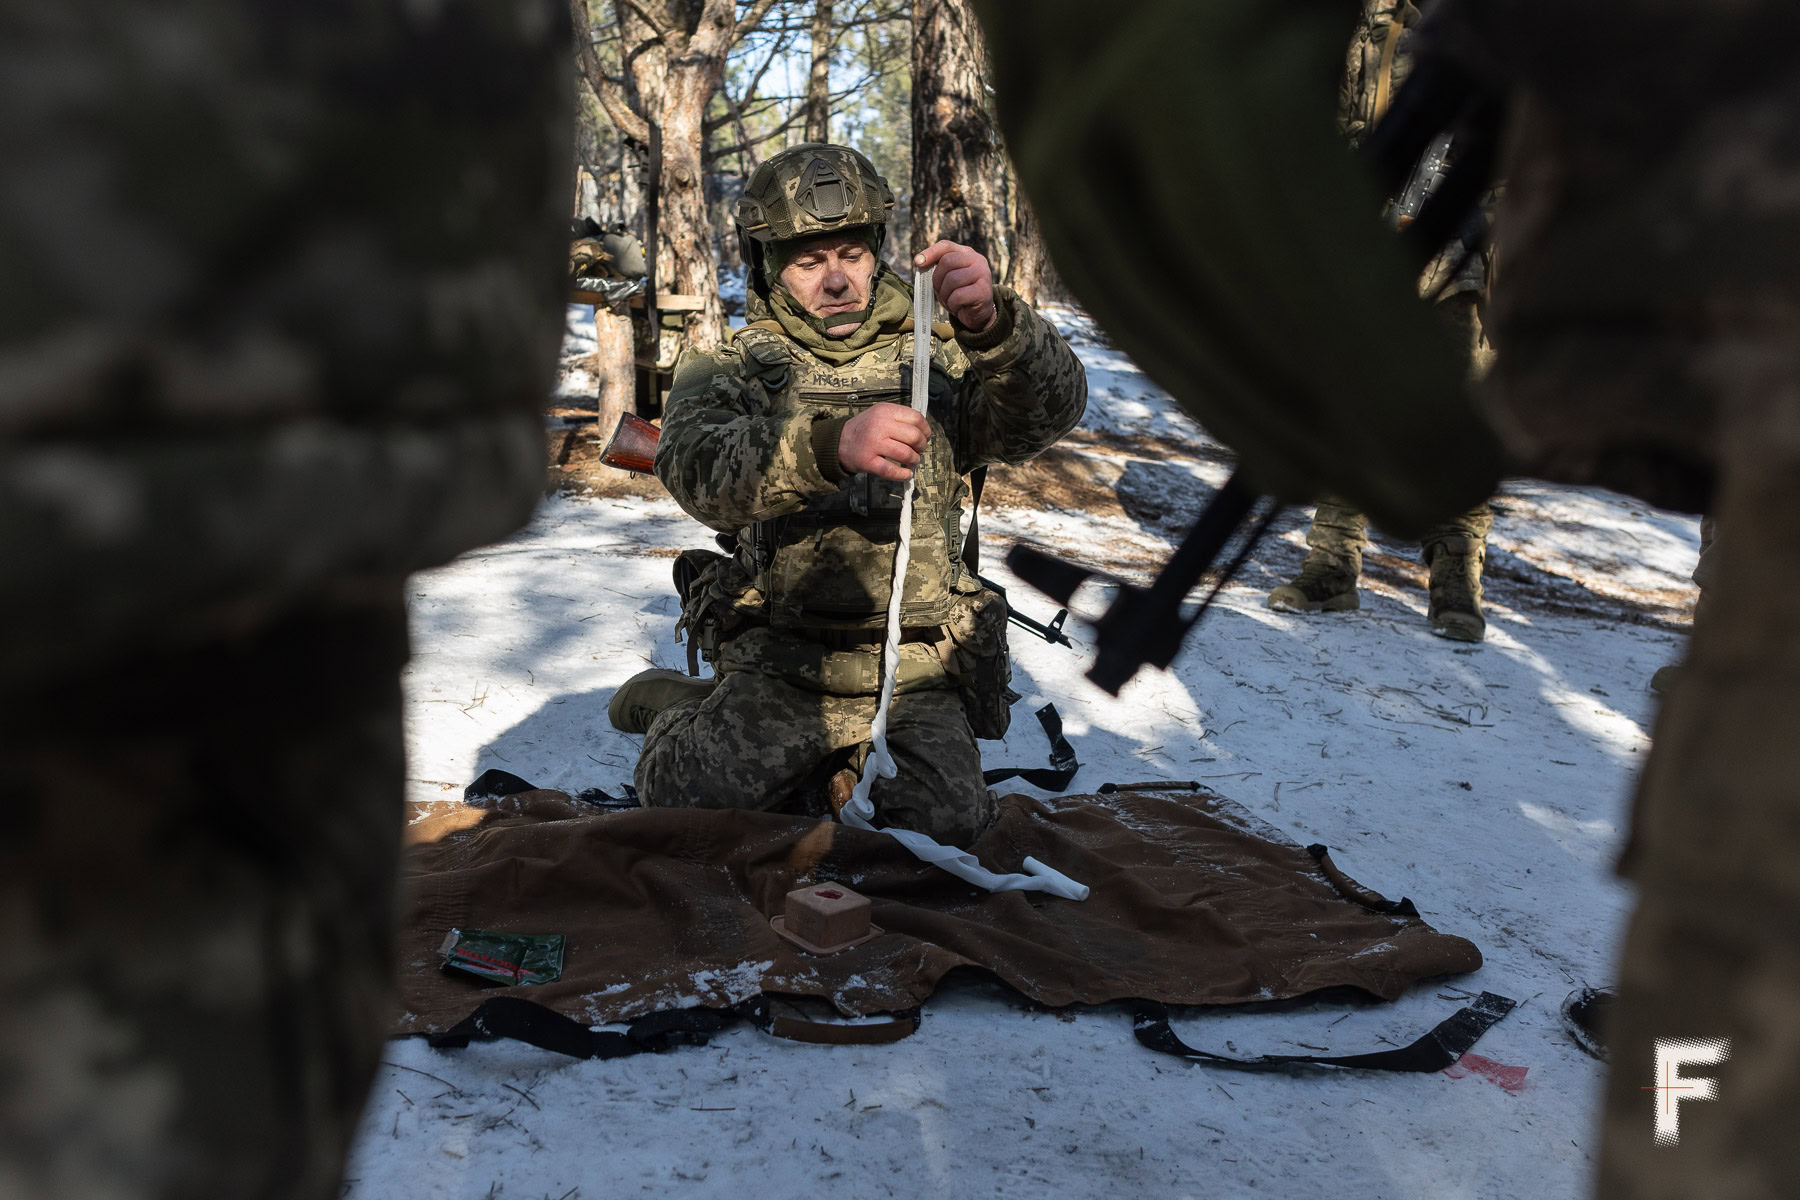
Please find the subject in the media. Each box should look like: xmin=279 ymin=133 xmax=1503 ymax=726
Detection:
xmin=839 ymin=402 xmax=931 ymax=481
xmin=915 ymin=240 xmax=997 ymax=333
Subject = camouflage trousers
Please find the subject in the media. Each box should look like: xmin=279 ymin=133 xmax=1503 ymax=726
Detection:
xmin=1304 ymin=497 xmax=1494 ymax=575
xmin=0 ymin=604 xmax=409 ymax=1200
xmin=635 ymin=629 xmax=995 ymax=847
xmin=1598 ymin=421 xmax=1800 ymax=1195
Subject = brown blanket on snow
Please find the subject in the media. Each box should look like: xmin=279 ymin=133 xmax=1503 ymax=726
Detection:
xmin=394 ymin=788 xmax=1481 ymax=1035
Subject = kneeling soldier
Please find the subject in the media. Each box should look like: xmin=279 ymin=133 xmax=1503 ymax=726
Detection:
xmin=610 ymin=143 xmax=1086 ymax=846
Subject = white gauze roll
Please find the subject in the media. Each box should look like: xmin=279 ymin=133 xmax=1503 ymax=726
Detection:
xmin=838 ymin=268 xmax=1087 ymax=902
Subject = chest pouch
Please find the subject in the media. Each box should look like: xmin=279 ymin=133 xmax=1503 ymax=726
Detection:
xmin=752 ymin=357 xmax=965 ymax=632
xmin=937 ymin=583 xmax=1018 ymax=739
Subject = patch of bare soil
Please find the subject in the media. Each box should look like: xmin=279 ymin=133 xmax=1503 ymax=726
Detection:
xmin=983 ymin=445 xmax=1129 ymax=520
xmin=545 ymin=415 xmax=667 ymax=499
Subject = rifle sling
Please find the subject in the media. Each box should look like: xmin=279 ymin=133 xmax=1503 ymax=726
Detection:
xmin=963 ymin=465 xmax=987 ymax=575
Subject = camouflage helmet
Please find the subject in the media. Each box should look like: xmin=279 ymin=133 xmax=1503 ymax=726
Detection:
xmin=737 ymin=143 xmax=895 ymax=294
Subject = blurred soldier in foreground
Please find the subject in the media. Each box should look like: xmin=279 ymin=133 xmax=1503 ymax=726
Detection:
xmin=0 ymin=3 xmax=569 ymax=1196
xmin=608 ymin=143 xmax=1085 ymax=846
xmin=1268 ymin=0 xmax=1495 ymax=642
xmin=976 ymin=0 xmax=1800 ymax=1194
xmin=1650 ymin=516 xmax=1718 ymax=693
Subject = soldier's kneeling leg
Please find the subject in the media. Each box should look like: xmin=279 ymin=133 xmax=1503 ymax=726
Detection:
xmin=865 ymin=688 xmax=996 ymax=847
xmin=634 ymin=666 xmax=840 ymax=812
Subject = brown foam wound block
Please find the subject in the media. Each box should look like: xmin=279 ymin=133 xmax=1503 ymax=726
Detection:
xmin=785 ymin=883 xmax=871 ymax=949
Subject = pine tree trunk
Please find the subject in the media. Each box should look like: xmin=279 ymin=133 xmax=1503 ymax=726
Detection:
xmin=1004 ymin=164 xmax=1048 ymax=307
xmin=805 ymin=0 xmax=834 ymax=144
xmin=649 ymin=59 xmax=728 ymax=349
xmin=911 ymin=0 xmax=1005 ymax=264
xmin=620 ymin=24 xmax=727 ymax=350
xmin=572 ymin=0 xmax=782 ymax=347
xmin=592 ymin=304 xmax=634 ymax=481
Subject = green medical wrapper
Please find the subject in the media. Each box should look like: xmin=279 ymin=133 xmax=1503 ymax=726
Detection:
xmin=439 ymin=928 xmax=565 ymax=986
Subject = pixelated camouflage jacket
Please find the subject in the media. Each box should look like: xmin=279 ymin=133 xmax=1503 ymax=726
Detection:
xmin=655 ymin=281 xmax=1086 ymax=631
xmin=0 ymin=1 xmax=572 ymax=685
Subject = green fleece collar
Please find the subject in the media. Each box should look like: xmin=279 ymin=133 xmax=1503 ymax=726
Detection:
xmin=765 ymin=265 xmax=917 ymax=366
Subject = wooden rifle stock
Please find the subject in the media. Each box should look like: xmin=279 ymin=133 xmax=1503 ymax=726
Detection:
xmin=599 ymin=412 xmax=661 ymax=474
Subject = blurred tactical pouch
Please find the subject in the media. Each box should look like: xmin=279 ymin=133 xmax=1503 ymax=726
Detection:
xmin=673 ymin=547 xmax=762 ymax=675
xmin=941 ymin=585 xmax=1017 ymax=739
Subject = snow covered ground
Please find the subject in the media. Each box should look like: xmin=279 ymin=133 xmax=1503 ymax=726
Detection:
xmin=345 ymin=307 xmax=1699 ymax=1200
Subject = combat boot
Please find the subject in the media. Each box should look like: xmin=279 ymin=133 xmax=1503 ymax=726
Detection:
xmin=1267 ymin=556 xmax=1361 ymax=614
xmin=1423 ymin=535 xmax=1486 ymax=642
xmin=608 ymin=668 xmax=716 ymax=734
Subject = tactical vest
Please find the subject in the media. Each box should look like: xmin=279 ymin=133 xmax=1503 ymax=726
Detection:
xmin=733 ymin=323 xmax=968 ymax=633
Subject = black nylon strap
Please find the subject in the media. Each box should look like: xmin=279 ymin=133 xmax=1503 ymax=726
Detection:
xmin=464 ymin=768 xmax=537 ymax=803
xmin=963 ymin=466 xmax=988 ymax=575
xmin=981 ymin=702 xmax=1080 ymax=791
xmin=425 ymin=994 xmax=920 ymax=1060
xmin=1307 ymin=843 xmax=1420 ymax=918
xmin=427 ymin=996 xmax=731 ymax=1059
xmin=1132 ymin=991 xmax=1517 ymax=1075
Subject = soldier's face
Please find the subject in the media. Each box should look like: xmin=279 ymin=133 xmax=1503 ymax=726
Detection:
xmin=777 ymin=234 xmax=878 ymax=336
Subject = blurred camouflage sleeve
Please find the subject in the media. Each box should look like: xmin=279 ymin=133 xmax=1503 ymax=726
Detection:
xmin=941 ymin=286 xmax=1087 ymax=472
xmin=0 ymin=0 xmax=572 ymax=687
xmin=654 ymin=346 xmax=841 ymax=532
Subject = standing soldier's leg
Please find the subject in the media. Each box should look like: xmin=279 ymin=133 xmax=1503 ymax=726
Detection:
xmin=1414 ymin=292 xmax=1496 ymax=642
xmin=1597 ymin=452 xmax=1800 ymax=1198
xmin=1268 ymin=500 xmax=1369 ymax=613
xmin=0 ymin=606 xmax=407 ymax=1200
xmin=1420 ymin=502 xmax=1494 ymax=642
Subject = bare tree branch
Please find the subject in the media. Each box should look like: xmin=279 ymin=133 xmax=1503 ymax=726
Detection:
xmin=617 ymin=0 xmax=677 ymax=41
xmin=718 ymin=84 xmax=766 ymax=171
xmin=739 ymin=27 xmax=791 ymax=105
xmin=706 ymin=22 xmax=792 ymax=140
xmin=708 ymin=105 xmax=812 ymax=159
xmin=570 ymin=0 xmax=651 ymax=142
xmin=734 ymin=0 xmax=785 ymax=42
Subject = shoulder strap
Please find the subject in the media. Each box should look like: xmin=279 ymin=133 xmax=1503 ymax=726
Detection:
xmin=961 ymin=466 xmax=988 ymax=575
xmin=730 ymin=321 xmax=796 ymax=380
xmin=734 ymin=318 xmax=786 ymax=340
xmin=1373 ymin=13 xmax=1405 ymax=122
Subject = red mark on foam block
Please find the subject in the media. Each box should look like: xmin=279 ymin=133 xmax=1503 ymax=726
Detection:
xmin=816 ymin=889 xmax=843 ymax=900
xmin=1443 ymin=1052 xmax=1529 ymax=1092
